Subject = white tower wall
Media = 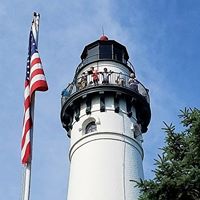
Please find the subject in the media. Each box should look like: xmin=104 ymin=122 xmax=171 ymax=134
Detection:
xmin=67 ymin=95 xmax=144 ymax=200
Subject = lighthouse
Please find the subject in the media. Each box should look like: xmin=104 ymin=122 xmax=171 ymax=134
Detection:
xmin=60 ymin=36 xmax=151 ymax=200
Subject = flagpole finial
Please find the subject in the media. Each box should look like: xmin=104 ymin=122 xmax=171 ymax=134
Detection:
xmin=33 ymin=12 xmax=40 ymax=18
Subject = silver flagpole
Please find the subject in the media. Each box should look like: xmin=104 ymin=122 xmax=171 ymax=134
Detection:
xmin=21 ymin=12 xmax=40 ymax=200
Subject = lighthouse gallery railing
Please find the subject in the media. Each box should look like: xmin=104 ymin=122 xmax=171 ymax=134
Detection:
xmin=63 ymin=71 xmax=150 ymax=104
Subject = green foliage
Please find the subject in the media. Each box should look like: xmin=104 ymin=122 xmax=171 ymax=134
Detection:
xmin=137 ymin=108 xmax=200 ymax=200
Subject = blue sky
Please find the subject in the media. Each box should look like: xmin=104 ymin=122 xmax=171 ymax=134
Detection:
xmin=0 ymin=0 xmax=200 ymax=199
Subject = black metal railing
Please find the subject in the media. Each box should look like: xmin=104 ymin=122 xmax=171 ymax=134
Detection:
xmin=62 ymin=71 xmax=150 ymax=104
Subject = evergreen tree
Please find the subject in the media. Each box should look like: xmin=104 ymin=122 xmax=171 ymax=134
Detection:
xmin=137 ymin=108 xmax=200 ymax=200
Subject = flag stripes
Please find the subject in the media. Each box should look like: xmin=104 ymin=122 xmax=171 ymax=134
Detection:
xmin=21 ymin=16 xmax=48 ymax=164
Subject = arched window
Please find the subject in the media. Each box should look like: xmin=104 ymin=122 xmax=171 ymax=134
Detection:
xmin=85 ymin=121 xmax=97 ymax=134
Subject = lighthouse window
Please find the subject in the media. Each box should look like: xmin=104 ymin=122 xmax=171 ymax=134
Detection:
xmin=99 ymin=44 xmax=112 ymax=59
xmin=87 ymin=45 xmax=99 ymax=63
xmin=85 ymin=121 xmax=97 ymax=134
xmin=114 ymin=46 xmax=122 ymax=62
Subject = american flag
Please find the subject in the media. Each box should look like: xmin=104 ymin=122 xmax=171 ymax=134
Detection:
xmin=21 ymin=18 xmax=48 ymax=164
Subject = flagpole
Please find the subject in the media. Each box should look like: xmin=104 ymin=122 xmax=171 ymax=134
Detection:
xmin=21 ymin=12 xmax=40 ymax=200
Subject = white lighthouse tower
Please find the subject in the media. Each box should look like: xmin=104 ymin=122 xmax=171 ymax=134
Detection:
xmin=61 ymin=36 xmax=151 ymax=200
